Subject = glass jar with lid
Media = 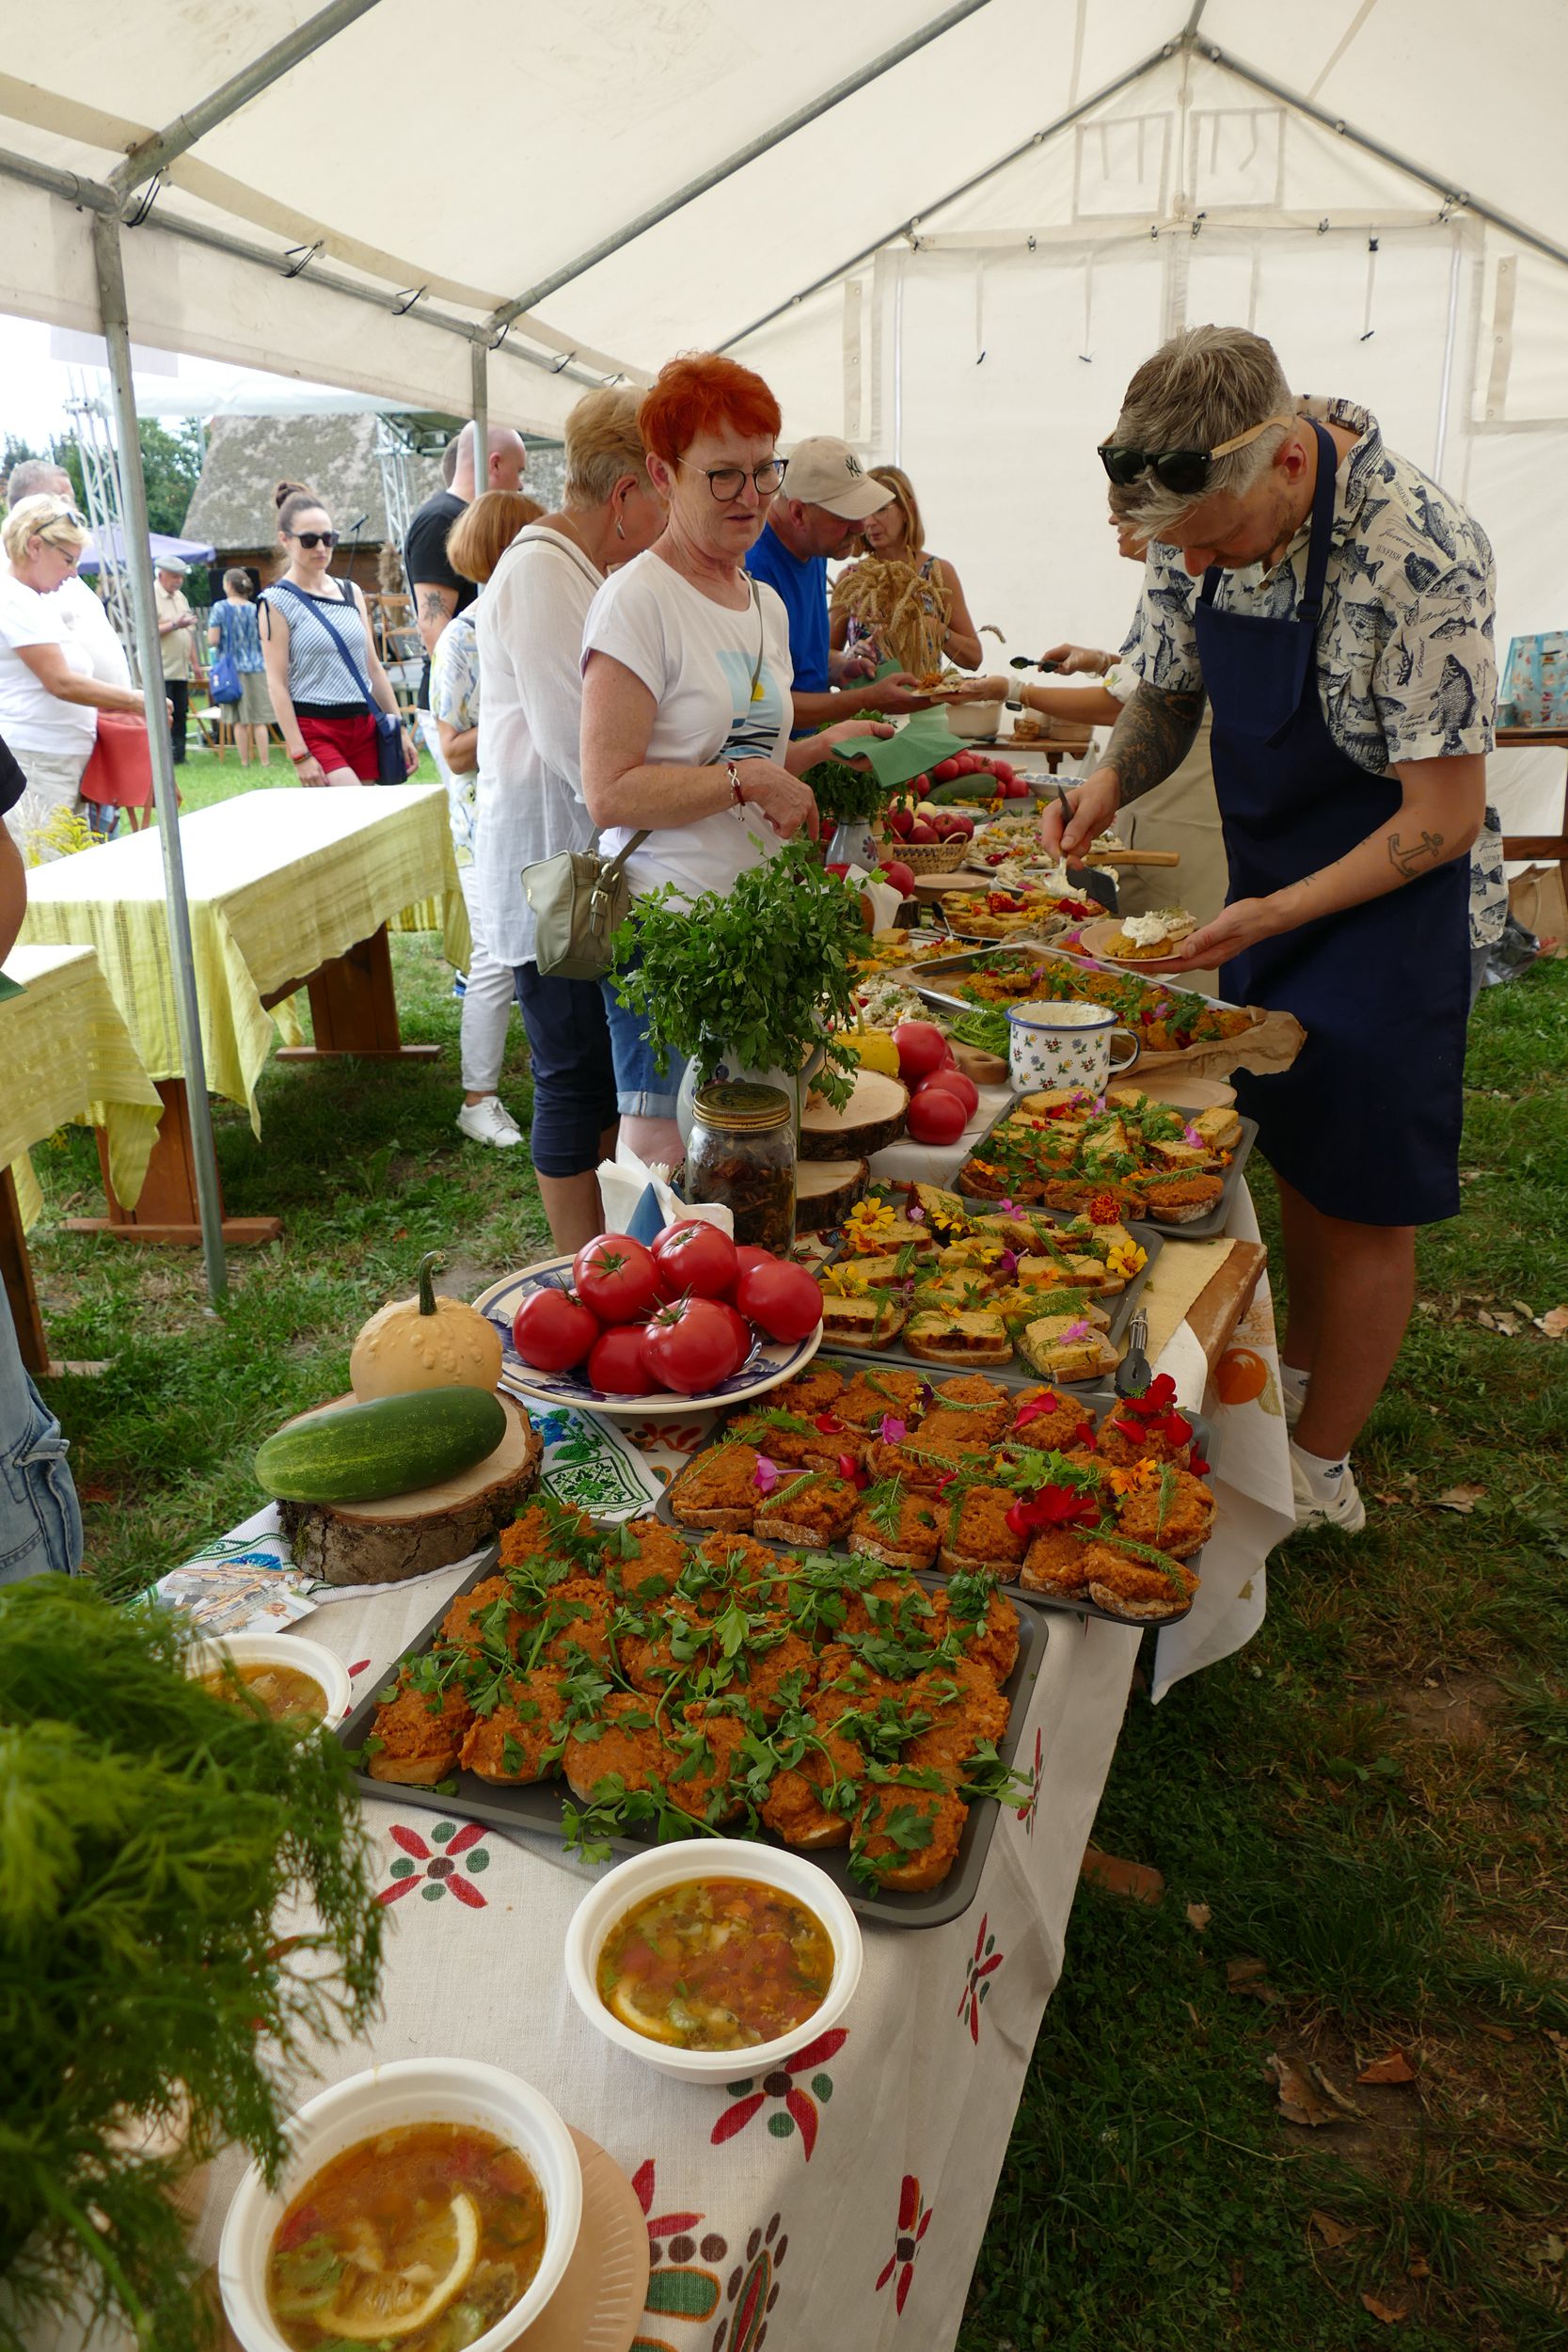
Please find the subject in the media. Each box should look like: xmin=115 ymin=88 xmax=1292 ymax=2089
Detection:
xmin=685 ymin=1081 xmax=796 ymax=1253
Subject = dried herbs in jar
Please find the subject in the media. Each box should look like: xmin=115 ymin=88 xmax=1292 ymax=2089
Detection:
xmin=686 ymin=1082 xmax=796 ymax=1252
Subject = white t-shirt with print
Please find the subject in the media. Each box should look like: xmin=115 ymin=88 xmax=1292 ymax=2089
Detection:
xmin=581 ymin=548 xmax=795 ymax=903
xmin=0 ymin=573 xmax=96 ymax=755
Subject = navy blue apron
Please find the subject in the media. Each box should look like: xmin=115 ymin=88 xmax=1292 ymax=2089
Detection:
xmin=1194 ymin=419 xmax=1467 ymax=1226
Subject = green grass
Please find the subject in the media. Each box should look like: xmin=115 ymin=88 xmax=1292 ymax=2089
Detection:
xmin=18 ymin=772 xmax=1568 ymax=2346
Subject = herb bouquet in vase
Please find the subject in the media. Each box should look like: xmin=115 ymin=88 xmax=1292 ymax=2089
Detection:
xmin=800 ymin=756 xmax=892 ymax=871
xmin=609 ymin=840 xmax=869 ymax=1150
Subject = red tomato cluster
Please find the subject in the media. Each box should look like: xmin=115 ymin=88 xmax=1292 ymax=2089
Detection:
xmin=510 ymin=1223 xmax=823 ymax=1399
xmin=891 ymin=1022 xmax=980 ymax=1145
xmin=932 ymin=753 xmax=1032 ymax=799
xmin=885 ymin=800 xmax=975 ymax=848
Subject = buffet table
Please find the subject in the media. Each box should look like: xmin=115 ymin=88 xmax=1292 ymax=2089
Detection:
xmin=0 ymin=944 xmax=163 ymax=1375
xmin=17 ymin=787 xmax=469 ymax=1245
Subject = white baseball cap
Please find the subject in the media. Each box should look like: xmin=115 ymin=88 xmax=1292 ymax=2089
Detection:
xmin=783 ymin=437 xmax=892 ymax=522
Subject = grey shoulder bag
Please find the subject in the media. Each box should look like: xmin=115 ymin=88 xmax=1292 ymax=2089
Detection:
xmin=525 ymin=578 xmax=767 ymax=982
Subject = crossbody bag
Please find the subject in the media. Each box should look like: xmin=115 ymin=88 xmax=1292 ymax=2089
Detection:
xmin=271 ymin=580 xmax=405 ymax=784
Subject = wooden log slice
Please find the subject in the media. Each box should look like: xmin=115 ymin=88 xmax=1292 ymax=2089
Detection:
xmin=800 ymin=1067 xmax=909 ymax=1162
xmin=795 ymin=1157 xmax=870 ymax=1233
xmin=277 ymin=1392 xmax=542 ymax=1585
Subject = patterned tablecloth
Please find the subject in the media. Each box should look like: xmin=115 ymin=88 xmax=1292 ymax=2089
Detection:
xmin=0 ymin=943 xmax=164 ymax=1222
xmin=17 ymin=786 xmax=470 ymax=1134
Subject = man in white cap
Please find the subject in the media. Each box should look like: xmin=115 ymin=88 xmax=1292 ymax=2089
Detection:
xmin=154 ymin=553 xmax=198 ymax=765
xmin=745 ymin=436 xmax=930 ymax=724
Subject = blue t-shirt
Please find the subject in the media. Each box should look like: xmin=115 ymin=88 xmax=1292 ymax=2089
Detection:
xmin=745 ymin=524 xmax=829 ymax=698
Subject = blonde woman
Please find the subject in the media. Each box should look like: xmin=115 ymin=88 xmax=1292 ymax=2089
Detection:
xmin=830 ymin=465 xmax=984 ymax=674
xmin=0 ymin=495 xmax=160 ymax=856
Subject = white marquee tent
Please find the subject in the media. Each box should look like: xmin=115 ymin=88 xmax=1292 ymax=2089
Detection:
xmin=2 ymin=0 xmax=1565 ymax=1284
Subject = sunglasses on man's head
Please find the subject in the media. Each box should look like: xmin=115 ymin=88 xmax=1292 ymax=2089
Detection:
xmin=288 ymin=529 xmax=339 ymax=549
xmin=1097 ymin=414 xmax=1293 ymax=498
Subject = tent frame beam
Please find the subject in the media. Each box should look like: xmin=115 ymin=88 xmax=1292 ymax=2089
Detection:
xmin=91 ymin=208 xmax=229 ymax=1304
xmin=485 ymin=0 xmax=995 ymax=333
xmin=108 ymin=0 xmax=383 ymax=199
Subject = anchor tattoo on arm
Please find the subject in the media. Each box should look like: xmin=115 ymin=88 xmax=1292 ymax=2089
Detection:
xmin=1386 ymin=829 xmax=1447 ymax=879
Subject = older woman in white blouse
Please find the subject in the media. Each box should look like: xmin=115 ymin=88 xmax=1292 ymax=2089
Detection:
xmin=474 ymin=389 xmax=667 ymax=1251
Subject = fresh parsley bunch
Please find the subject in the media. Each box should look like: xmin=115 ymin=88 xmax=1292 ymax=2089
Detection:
xmin=800 ymin=757 xmax=892 ymax=828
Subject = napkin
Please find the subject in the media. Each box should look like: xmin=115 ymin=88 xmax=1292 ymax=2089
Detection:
xmin=832 ymin=708 xmax=966 ymax=789
xmin=597 ymin=1138 xmax=735 ymax=1242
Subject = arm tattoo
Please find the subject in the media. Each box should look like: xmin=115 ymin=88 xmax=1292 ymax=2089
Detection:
xmin=1102 ymin=682 xmax=1206 ymax=803
xmin=1387 ymin=829 xmax=1446 ymax=879
xmin=418 ymin=586 xmax=454 ymax=626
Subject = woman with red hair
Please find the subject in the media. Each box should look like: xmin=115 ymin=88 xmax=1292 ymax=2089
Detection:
xmin=580 ymin=353 xmax=886 ymax=1166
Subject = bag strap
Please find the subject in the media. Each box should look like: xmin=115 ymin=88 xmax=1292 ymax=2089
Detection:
xmin=594 ymin=827 xmax=650 ymax=883
xmin=270 ymin=580 xmax=379 ymax=712
xmin=747 ymin=578 xmax=766 ymax=699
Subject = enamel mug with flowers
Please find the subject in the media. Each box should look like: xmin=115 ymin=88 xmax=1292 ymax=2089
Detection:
xmin=1005 ymin=999 xmax=1141 ymax=1096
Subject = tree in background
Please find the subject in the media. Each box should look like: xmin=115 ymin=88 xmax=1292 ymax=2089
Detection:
xmin=2 ymin=420 xmax=210 ymax=604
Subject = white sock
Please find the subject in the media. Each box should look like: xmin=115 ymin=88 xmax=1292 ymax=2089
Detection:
xmin=1291 ymin=1439 xmax=1348 ymax=1497
xmin=1280 ymin=1363 xmax=1311 ymax=1406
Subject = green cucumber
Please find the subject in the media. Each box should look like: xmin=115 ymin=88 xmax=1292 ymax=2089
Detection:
xmin=928 ymin=777 xmax=996 ymax=803
xmin=256 ymin=1387 xmax=507 ymax=1503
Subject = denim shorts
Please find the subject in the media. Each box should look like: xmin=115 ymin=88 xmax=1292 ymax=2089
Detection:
xmin=512 ymin=963 xmax=620 ymax=1176
xmin=0 ymin=1295 xmax=83 ymax=1584
xmin=600 ymin=977 xmax=689 ymax=1121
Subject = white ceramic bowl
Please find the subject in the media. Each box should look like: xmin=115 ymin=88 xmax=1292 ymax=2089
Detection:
xmin=186 ymin=1630 xmax=354 ymax=1727
xmin=942 ymin=697 xmax=1006 ymax=739
xmin=217 ymin=2058 xmax=582 ymax=2352
xmin=563 ymin=1840 xmax=863 ymax=2085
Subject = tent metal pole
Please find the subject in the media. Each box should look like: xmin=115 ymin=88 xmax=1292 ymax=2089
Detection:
xmin=718 ymin=44 xmax=1173 ymax=353
xmin=485 ymin=0 xmax=995 ymax=332
xmin=109 ymin=0 xmax=385 ymax=197
xmin=91 ymin=209 xmax=229 ymax=1305
xmin=471 ymin=342 xmax=488 ymax=500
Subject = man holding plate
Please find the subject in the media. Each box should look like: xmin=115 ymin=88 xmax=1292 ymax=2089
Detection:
xmin=1042 ymin=326 xmax=1499 ymax=1535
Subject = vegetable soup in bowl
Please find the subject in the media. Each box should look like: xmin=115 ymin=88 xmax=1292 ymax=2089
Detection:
xmin=218 ymin=2058 xmax=582 ymax=2352
xmin=564 ymin=1840 xmax=862 ymax=2084
xmin=188 ymin=1631 xmax=353 ymax=1728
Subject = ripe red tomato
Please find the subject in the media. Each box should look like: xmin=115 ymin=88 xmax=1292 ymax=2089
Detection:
xmin=512 ymin=1287 xmax=599 ymax=1373
xmin=892 ymin=1020 xmax=951 ymax=1085
xmin=587 ymin=1324 xmax=657 ymax=1395
xmin=713 ymin=1299 xmax=753 ymax=1373
xmin=729 ymin=1246 xmax=776 ymax=1296
xmin=880 ymin=858 xmax=916 ymax=898
xmin=640 ymin=1296 xmax=744 ymax=1394
xmin=652 ymin=1218 xmax=739 ymax=1302
xmin=906 ymin=1085 xmax=969 ymax=1146
xmin=921 ymin=1068 xmax=979 ymax=1117
xmin=736 ymin=1258 xmax=823 ymax=1343
xmin=571 ymin=1232 xmax=658 ymax=1325
xmin=932 ymin=758 xmax=959 ymax=783
xmin=910 ymin=772 xmax=930 ymax=793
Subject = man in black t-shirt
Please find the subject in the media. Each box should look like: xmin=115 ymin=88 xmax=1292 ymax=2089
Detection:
xmin=404 ymin=421 xmax=528 ymax=780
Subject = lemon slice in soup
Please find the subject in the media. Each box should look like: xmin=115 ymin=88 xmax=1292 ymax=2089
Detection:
xmin=324 ymin=2189 xmax=480 ymax=2340
xmin=607 ymin=1976 xmax=689 ymax=2044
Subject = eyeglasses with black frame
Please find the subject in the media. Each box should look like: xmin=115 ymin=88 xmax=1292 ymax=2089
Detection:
xmin=1096 ymin=414 xmax=1294 ymax=498
xmin=675 ymin=456 xmax=788 ymax=503
xmin=287 ymin=529 xmax=340 ymax=549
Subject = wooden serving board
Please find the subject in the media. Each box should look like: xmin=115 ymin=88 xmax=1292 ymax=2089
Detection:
xmin=1187 ymin=1239 xmax=1268 ymax=1373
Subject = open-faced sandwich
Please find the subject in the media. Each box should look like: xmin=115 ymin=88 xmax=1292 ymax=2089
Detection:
xmin=959 ymin=1086 xmax=1238 ymax=1226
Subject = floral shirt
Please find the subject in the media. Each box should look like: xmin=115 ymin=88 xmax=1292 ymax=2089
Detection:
xmin=1124 ymin=396 xmax=1506 ymax=948
xmin=429 ymin=608 xmax=479 ymax=864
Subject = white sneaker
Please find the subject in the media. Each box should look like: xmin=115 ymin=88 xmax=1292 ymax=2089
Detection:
xmin=1280 ymin=1368 xmax=1309 ymax=1430
xmin=457 ymin=1097 xmax=524 ymax=1149
xmin=1290 ymin=1450 xmax=1367 ymax=1534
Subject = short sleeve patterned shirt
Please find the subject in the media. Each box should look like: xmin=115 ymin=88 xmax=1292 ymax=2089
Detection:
xmin=1123 ymin=396 xmax=1507 ymax=948
xmin=429 ymin=610 xmax=480 ymax=864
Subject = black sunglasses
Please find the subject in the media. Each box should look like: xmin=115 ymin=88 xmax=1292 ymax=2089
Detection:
xmin=288 ymin=529 xmax=339 ymax=549
xmin=1097 ymin=415 xmax=1291 ymax=498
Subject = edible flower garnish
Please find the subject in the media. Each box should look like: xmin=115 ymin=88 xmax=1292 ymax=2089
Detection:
xmin=1182 ymin=1121 xmax=1203 ymax=1146
xmin=879 ymin=1416 xmax=909 ymax=1444
xmin=997 ymin=1198 xmax=1017 ymax=1216
xmin=752 ymin=1454 xmax=780 ymax=1494
xmin=1013 ymin=1394 xmax=1058 ymax=1432
xmin=1005 ymin=1486 xmax=1102 ymax=1538
xmin=908 ymin=1205 xmax=926 ymax=1223
xmin=1087 ymin=1188 xmax=1121 ymax=1224
xmin=815 ymin=1413 xmax=844 ymax=1435
xmin=997 ymin=1248 xmax=1019 ymax=1277
xmin=837 ymin=1453 xmax=870 ymax=1491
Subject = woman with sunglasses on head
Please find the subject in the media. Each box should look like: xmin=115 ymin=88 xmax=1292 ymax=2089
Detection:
xmin=260 ymin=483 xmax=416 ymax=786
xmin=1041 ymin=325 xmax=1504 ymax=1539
xmin=579 ymin=354 xmax=888 ymax=1168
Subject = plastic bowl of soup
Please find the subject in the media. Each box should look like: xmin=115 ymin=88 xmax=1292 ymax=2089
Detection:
xmin=217 ymin=2057 xmax=582 ymax=2352
xmin=563 ymin=1840 xmax=863 ymax=2085
xmin=188 ymin=1632 xmax=353 ymax=1728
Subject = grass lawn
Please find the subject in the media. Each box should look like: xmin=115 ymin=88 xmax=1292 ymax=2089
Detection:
xmin=19 ymin=755 xmax=1568 ymax=2348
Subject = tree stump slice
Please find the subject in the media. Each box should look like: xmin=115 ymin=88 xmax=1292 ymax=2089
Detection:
xmin=800 ymin=1068 xmax=909 ymax=1161
xmin=277 ymin=1393 xmax=542 ymax=1584
xmin=795 ymin=1158 xmax=870 ymax=1232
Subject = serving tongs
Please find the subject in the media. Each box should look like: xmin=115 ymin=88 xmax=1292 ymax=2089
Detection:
xmin=1115 ymin=1309 xmax=1151 ymax=1398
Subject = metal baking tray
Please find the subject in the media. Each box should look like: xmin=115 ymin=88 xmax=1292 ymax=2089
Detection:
xmin=954 ymin=1100 xmax=1258 ymax=1242
xmin=334 ymin=1553 xmax=1045 ymax=1931
xmin=654 ymin=1355 xmax=1218 ymax=1629
xmin=815 ymin=1182 xmax=1163 ymax=1377
xmin=905 ymin=942 xmax=1080 ymax=1010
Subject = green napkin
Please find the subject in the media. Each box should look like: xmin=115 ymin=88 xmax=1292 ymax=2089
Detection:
xmin=834 ymin=708 xmax=964 ymax=791
xmin=0 ymin=973 xmax=24 ymax=1004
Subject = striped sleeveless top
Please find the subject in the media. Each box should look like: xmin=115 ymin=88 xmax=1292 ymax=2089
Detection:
xmin=260 ymin=580 xmax=373 ymax=711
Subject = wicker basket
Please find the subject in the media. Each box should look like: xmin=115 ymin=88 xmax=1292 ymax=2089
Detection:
xmin=894 ymin=837 xmax=969 ymax=874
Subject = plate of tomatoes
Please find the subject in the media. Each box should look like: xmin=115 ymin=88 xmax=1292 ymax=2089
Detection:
xmin=474 ymin=1218 xmax=825 ymax=1418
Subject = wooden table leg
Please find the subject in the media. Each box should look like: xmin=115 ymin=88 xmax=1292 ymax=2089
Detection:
xmin=0 ymin=1165 xmax=50 ymax=1378
xmin=272 ymin=923 xmax=440 ymax=1062
xmin=64 ymin=1079 xmax=282 ymax=1247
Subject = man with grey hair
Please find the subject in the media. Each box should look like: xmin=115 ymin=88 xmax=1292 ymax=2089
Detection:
xmin=1043 ymin=325 xmax=1499 ymax=1536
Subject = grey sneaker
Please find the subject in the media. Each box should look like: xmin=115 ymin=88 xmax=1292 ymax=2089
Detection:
xmin=1290 ymin=1451 xmax=1366 ymax=1534
xmin=457 ymin=1096 xmax=524 ymax=1149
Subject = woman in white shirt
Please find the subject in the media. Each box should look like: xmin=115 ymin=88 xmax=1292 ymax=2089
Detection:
xmin=0 ymin=497 xmax=157 ymax=859
xmin=579 ymin=355 xmax=884 ymax=1167
xmin=474 ymin=390 xmax=666 ymax=1249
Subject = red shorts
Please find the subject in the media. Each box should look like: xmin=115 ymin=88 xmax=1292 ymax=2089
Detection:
xmin=298 ymin=711 xmax=379 ymax=780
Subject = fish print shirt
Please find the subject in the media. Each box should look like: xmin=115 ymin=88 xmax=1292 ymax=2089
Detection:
xmin=1124 ymin=395 xmax=1507 ymax=948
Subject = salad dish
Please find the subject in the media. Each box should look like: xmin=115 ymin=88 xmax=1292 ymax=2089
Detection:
xmin=937 ymin=887 xmax=1107 ymax=943
xmin=912 ymin=944 xmax=1260 ymax=1060
xmin=957 ymin=1086 xmax=1255 ymax=1237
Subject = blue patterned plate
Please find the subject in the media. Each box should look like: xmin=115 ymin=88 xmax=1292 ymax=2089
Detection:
xmin=472 ymin=1257 xmax=823 ymax=1419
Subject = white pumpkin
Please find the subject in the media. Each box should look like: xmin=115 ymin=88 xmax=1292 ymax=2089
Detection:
xmin=349 ymin=1252 xmax=503 ymax=1400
